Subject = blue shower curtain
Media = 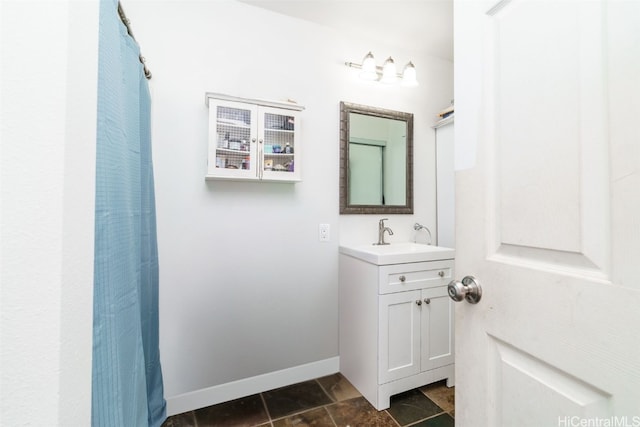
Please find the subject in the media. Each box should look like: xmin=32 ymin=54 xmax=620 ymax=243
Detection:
xmin=92 ymin=1 xmax=166 ymax=426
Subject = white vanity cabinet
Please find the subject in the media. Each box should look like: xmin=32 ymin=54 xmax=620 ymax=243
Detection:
xmin=339 ymin=250 xmax=455 ymax=410
xmin=205 ymin=93 xmax=304 ymax=182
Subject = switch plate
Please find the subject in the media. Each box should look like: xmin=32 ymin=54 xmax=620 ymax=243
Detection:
xmin=319 ymin=224 xmax=330 ymax=242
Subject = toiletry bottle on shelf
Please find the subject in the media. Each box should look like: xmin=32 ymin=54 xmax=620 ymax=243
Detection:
xmin=284 ymin=143 xmax=293 ymax=154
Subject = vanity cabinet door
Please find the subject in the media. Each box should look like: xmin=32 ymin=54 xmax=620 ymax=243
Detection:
xmin=378 ymin=290 xmax=422 ymax=384
xmin=420 ymin=286 xmax=455 ymax=371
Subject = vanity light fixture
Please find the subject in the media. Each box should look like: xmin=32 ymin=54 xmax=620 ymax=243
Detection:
xmin=345 ymin=51 xmax=419 ymax=86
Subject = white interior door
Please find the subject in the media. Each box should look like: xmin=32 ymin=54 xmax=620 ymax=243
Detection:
xmin=454 ymin=1 xmax=640 ymax=426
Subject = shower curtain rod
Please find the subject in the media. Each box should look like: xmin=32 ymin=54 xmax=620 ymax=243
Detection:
xmin=117 ymin=2 xmax=152 ymax=80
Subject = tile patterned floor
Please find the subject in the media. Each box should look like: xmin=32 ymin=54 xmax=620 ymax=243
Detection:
xmin=162 ymin=374 xmax=455 ymax=427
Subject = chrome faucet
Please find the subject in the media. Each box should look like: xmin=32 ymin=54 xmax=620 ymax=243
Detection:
xmin=375 ymin=218 xmax=394 ymax=245
xmin=413 ymin=223 xmax=432 ymax=245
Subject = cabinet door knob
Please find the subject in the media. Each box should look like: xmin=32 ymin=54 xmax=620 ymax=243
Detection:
xmin=251 ymin=138 xmax=257 ymax=143
xmin=399 ymin=275 xmax=406 ymax=282
xmin=424 ymin=298 xmax=431 ymax=304
xmin=415 ymin=300 xmax=422 ymax=306
xmin=438 ymin=271 xmax=445 ymax=277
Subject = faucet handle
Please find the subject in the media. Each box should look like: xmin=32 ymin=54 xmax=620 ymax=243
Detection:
xmin=413 ymin=222 xmax=433 ymax=245
xmin=379 ymin=218 xmax=389 ymax=225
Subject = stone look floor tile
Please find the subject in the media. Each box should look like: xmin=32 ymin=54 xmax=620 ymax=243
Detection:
xmin=411 ymin=413 xmax=455 ymax=427
xmin=272 ymin=407 xmax=336 ymax=427
xmin=420 ymin=381 xmax=455 ymax=413
xmin=160 ymin=376 xmax=455 ymax=426
xmin=386 ymin=389 xmax=444 ymax=426
xmin=193 ymin=393 xmax=269 ymax=427
xmin=316 ymin=373 xmax=361 ymax=402
xmin=325 ymin=396 xmax=397 ymax=427
xmin=263 ymin=380 xmax=333 ymax=419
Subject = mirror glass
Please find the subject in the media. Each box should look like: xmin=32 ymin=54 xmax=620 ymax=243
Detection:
xmin=340 ymin=102 xmax=413 ymax=214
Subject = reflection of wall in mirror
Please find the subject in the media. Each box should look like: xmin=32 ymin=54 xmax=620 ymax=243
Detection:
xmin=383 ymin=120 xmax=406 ymax=205
xmin=349 ymin=113 xmax=406 ymax=206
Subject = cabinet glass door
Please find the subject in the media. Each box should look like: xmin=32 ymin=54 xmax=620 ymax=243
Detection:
xmin=209 ymin=101 xmax=257 ymax=179
xmin=259 ymin=107 xmax=300 ymax=181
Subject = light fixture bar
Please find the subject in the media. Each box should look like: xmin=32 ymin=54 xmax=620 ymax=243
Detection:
xmin=344 ymin=61 xmax=405 ymax=79
xmin=345 ymin=52 xmax=418 ymax=86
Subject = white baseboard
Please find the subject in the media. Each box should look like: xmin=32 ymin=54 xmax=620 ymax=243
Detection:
xmin=166 ymin=356 xmax=340 ymax=416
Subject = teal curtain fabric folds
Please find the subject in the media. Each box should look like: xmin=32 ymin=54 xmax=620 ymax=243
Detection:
xmin=92 ymin=1 xmax=166 ymax=426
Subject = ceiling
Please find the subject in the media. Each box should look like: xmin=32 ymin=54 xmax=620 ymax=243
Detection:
xmin=237 ymin=0 xmax=453 ymax=61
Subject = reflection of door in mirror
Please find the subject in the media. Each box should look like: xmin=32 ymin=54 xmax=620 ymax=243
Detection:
xmin=349 ymin=141 xmax=383 ymax=205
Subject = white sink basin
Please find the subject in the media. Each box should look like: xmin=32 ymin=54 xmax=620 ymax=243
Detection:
xmin=339 ymin=242 xmax=455 ymax=265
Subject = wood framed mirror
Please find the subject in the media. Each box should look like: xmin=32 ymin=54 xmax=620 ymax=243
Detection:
xmin=340 ymin=101 xmax=414 ymax=214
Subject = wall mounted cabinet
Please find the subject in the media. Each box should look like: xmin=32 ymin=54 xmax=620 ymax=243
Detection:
xmin=205 ymin=93 xmax=304 ymax=182
xmin=339 ymin=252 xmax=455 ymax=410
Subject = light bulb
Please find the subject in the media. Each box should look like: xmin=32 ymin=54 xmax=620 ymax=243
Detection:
xmin=380 ymin=57 xmax=398 ymax=84
xmin=401 ymin=61 xmax=418 ymax=86
xmin=359 ymin=51 xmax=378 ymax=81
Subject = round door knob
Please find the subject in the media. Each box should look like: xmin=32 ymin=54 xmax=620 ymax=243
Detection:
xmin=438 ymin=271 xmax=445 ymax=277
xmin=448 ymin=281 xmax=465 ymax=301
xmin=424 ymin=298 xmax=431 ymax=304
xmin=399 ymin=275 xmax=406 ymax=282
xmin=415 ymin=299 xmax=422 ymax=306
xmin=447 ymin=276 xmax=482 ymax=304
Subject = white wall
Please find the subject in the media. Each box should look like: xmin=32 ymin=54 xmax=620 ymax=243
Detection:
xmin=126 ymin=0 xmax=453 ymax=414
xmin=0 ymin=1 xmax=98 ymax=425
